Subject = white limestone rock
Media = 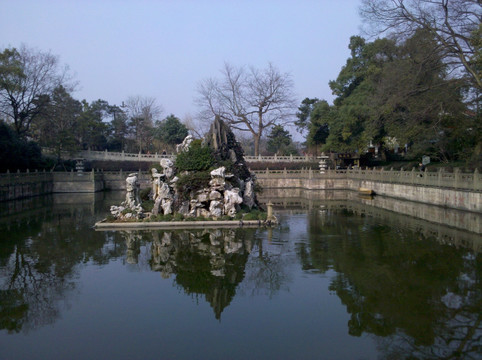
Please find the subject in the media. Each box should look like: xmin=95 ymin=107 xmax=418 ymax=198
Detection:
xmin=243 ymin=179 xmax=256 ymax=209
xmin=176 ymin=135 xmax=194 ymax=153
xmin=224 ymin=188 xmax=243 ymax=217
xmin=210 ymin=166 xmax=225 ymax=178
xmin=209 ymin=200 xmax=223 ymax=218
xmin=209 ymin=190 xmax=222 ymax=201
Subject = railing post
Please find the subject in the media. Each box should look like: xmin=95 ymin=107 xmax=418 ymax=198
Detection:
xmin=283 ymin=167 xmax=287 ymax=176
xmin=474 ymin=169 xmax=479 ymax=191
xmin=309 ymin=167 xmax=313 ymax=179
xmin=289 ymin=154 xmax=293 ymax=162
xmin=266 ymin=167 xmax=269 ymax=175
xmin=122 ymin=150 xmax=125 ymax=160
xmin=454 ymin=168 xmax=460 ymax=189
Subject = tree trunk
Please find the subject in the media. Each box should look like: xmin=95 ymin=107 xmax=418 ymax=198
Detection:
xmin=253 ymin=134 xmax=260 ymax=157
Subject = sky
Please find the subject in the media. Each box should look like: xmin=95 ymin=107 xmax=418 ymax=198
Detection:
xmin=1 ymin=0 xmax=362 ymax=125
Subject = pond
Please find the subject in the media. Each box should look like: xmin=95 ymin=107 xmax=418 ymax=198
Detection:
xmin=0 ymin=192 xmax=480 ymax=360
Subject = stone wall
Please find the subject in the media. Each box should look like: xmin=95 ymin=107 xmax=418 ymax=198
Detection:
xmin=0 ymin=171 xmax=53 ymax=202
xmin=255 ymin=169 xmax=482 ymax=213
xmin=2 ymin=169 xmax=481 ymax=213
xmin=52 ymin=172 xmax=104 ymax=193
xmin=102 ymin=171 xmax=151 ymax=190
xmin=0 ymin=170 xmax=104 ymax=201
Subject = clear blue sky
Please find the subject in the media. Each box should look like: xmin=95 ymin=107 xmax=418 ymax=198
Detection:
xmin=1 ymin=0 xmax=362 ymax=121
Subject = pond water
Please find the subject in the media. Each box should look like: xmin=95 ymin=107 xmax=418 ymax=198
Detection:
xmin=0 ymin=192 xmax=480 ymax=360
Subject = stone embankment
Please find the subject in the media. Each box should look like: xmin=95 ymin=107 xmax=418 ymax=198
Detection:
xmin=1 ymin=167 xmax=481 ymax=213
xmin=253 ymin=167 xmax=481 ymax=213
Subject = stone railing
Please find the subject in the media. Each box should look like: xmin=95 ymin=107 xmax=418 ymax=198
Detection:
xmin=2 ymin=167 xmax=480 ymax=192
xmin=252 ymin=167 xmax=481 ymax=192
xmin=0 ymin=169 xmax=54 ymax=185
xmin=244 ymin=154 xmax=316 ymax=162
xmin=42 ymin=148 xmax=317 ymax=163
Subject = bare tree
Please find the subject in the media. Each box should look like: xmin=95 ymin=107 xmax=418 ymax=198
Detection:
xmin=197 ymin=62 xmax=297 ymax=156
xmin=0 ymin=44 xmax=75 ymax=137
xmin=124 ymin=95 xmax=163 ymax=153
xmin=360 ymin=0 xmax=482 ymax=90
xmin=182 ymin=113 xmax=209 ymax=138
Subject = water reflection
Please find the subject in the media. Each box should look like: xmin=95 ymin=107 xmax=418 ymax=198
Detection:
xmin=0 ymin=194 xmax=126 ymax=334
xmin=118 ymin=228 xmax=257 ymax=319
xmin=0 ymin=193 xmax=480 ymax=359
xmin=300 ymin=207 xmax=481 ymax=359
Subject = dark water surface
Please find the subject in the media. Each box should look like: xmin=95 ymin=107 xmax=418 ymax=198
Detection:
xmin=0 ymin=192 xmax=480 ymax=360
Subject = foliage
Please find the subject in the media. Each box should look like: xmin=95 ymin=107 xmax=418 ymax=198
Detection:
xmin=320 ymin=32 xmax=475 ymax=162
xmin=172 ymin=213 xmax=184 ymax=221
xmin=296 ymin=98 xmax=332 ymax=148
xmin=360 ymin=0 xmax=481 ymax=90
xmin=139 ymin=188 xmax=151 ymax=201
xmin=154 ymin=114 xmax=188 ymax=147
xmin=124 ymin=95 xmax=161 ymax=153
xmin=266 ymin=125 xmax=298 ymax=155
xmin=242 ymin=209 xmax=267 ymax=221
xmin=0 ymin=45 xmax=74 ymax=138
xmin=295 ymin=98 xmax=319 ymax=132
xmin=107 ymin=105 xmax=129 ymax=151
xmin=76 ymin=99 xmax=110 ymax=151
xmin=32 ymin=85 xmax=82 ymax=158
xmin=175 ymin=171 xmax=212 ymax=198
xmin=0 ymin=121 xmax=43 ymax=172
xmin=147 ymin=213 xmax=174 ymax=222
xmin=174 ymin=140 xmax=215 ymax=172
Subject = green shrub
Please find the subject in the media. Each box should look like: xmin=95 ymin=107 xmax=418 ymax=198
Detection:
xmin=243 ymin=209 xmax=267 ymax=221
xmin=176 ymin=171 xmax=211 ymax=199
xmin=142 ymin=200 xmax=154 ymax=212
xmin=173 ymin=213 xmax=184 ymax=221
xmin=175 ymin=140 xmax=215 ymax=172
xmin=140 ymin=188 xmax=151 ymax=201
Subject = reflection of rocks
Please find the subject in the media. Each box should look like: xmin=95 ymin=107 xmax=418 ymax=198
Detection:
xmin=124 ymin=231 xmax=141 ymax=264
xmin=147 ymin=228 xmax=254 ymax=319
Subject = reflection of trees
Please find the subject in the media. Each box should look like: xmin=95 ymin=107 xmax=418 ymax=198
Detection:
xmin=240 ymin=227 xmax=293 ymax=298
xmin=0 ymin=204 xmax=126 ymax=333
xmin=147 ymin=229 xmax=254 ymax=320
xmin=300 ymin=208 xmax=481 ymax=359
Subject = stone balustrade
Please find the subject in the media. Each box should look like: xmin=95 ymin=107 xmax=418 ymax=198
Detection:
xmin=1 ymin=167 xmax=481 ymax=212
xmin=42 ymin=148 xmax=317 ymax=163
xmin=252 ymin=167 xmax=481 ymax=192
